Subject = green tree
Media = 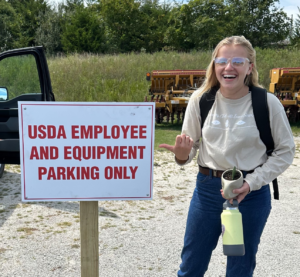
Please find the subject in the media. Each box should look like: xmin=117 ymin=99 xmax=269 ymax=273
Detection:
xmin=8 ymin=0 xmax=50 ymax=47
xmin=0 ymin=1 xmax=22 ymax=51
xmin=138 ymin=0 xmax=172 ymax=52
xmin=99 ymin=0 xmax=145 ymax=53
xmin=61 ymin=4 xmax=106 ymax=53
xmin=164 ymin=3 xmax=195 ymax=51
xmin=226 ymin=0 xmax=290 ymax=48
xmin=164 ymin=0 xmax=230 ymax=51
xmin=63 ymin=0 xmax=85 ymax=12
xmin=35 ymin=3 xmax=64 ymax=54
xmin=291 ymin=7 xmax=300 ymax=46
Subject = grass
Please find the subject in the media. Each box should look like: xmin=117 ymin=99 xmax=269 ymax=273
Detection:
xmin=48 ymin=51 xmax=212 ymax=102
xmin=17 ymin=227 xmax=38 ymax=235
xmin=45 ymin=48 xmax=300 ymax=103
xmin=1 ymin=55 xmax=40 ymax=99
xmin=154 ymin=122 xmax=182 ymax=151
xmin=290 ymin=122 xmax=300 ymax=137
xmin=57 ymin=222 xmax=72 ymax=227
xmin=101 ymin=222 xmax=117 ymax=230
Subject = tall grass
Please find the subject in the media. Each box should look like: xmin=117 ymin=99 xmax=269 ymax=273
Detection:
xmin=256 ymin=48 xmax=300 ymax=89
xmin=48 ymin=51 xmax=212 ymax=102
xmin=154 ymin=123 xmax=182 ymax=151
xmin=0 ymin=55 xmax=40 ymax=99
xmin=48 ymin=48 xmax=300 ymax=102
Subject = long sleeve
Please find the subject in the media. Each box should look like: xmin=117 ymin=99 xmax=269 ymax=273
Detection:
xmin=174 ymin=94 xmax=202 ymax=165
xmin=244 ymin=94 xmax=295 ymax=191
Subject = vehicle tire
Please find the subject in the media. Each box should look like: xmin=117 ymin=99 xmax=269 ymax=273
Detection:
xmin=0 ymin=164 xmax=5 ymax=178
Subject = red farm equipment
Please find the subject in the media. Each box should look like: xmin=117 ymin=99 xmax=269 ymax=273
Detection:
xmin=145 ymin=70 xmax=206 ymax=123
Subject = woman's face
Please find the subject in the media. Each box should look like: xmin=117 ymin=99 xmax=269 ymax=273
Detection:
xmin=214 ymin=44 xmax=253 ymax=92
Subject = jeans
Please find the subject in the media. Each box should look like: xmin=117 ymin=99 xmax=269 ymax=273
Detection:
xmin=178 ymin=171 xmax=271 ymax=277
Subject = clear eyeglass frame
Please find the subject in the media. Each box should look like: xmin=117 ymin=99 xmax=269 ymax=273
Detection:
xmin=214 ymin=57 xmax=250 ymax=67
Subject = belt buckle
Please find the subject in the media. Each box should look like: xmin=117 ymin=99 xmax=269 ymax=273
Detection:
xmin=213 ymin=170 xmax=218 ymax=177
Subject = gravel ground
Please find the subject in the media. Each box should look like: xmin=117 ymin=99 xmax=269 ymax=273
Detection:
xmin=0 ymin=138 xmax=299 ymax=277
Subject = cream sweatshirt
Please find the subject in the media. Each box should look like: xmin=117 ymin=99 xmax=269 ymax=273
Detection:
xmin=179 ymin=89 xmax=295 ymax=192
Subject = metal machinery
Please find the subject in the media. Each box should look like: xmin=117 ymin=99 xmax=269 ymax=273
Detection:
xmin=269 ymin=67 xmax=300 ymax=122
xmin=145 ymin=69 xmax=206 ymax=123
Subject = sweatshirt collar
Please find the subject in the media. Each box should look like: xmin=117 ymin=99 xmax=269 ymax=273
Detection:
xmin=217 ymin=89 xmax=251 ymax=104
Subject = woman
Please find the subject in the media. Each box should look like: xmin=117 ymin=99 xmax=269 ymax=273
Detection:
xmin=159 ymin=36 xmax=295 ymax=276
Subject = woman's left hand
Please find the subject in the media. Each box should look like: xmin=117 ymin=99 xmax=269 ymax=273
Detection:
xmin=221 ymin=181 xmax=250 ymax=204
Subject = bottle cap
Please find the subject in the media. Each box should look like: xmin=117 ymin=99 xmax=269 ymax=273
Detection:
xmin=223 ymin=199 xmax=239 ymax=210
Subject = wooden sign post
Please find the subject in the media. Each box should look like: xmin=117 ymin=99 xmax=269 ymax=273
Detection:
xmin=80 ymin=201 xmax=99 ymax=277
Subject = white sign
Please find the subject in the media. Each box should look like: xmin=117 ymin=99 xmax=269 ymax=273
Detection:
xmin=18 ymin=102 xmax=155 ymax=201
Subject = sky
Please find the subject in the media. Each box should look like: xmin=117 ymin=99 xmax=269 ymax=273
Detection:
xmin=277 ymin=0 xmax=299 ymax=21
xmin=49 ymin=0 xmax=299 ymax=22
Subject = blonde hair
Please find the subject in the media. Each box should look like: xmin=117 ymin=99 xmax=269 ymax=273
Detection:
xmin=192 ymin=36 xmax=263 ymax=98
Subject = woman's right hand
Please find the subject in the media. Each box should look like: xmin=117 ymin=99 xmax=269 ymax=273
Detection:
xmin=159 ymin=134 xmax=193 ymax=161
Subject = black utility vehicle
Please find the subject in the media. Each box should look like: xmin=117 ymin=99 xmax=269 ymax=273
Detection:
xmin=0 ymin=47 xmax=55 ymax=177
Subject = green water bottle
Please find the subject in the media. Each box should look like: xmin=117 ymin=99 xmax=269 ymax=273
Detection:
xmin=221 ymin=199 xmax=245 ymax=256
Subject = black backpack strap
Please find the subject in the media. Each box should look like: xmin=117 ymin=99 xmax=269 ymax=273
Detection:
xmin=250 ymin=86 xmax=279 ymax=200
xmin=200 ymin=86 xmax=218 ymax=129
xmin=272 ymin=178 xmax=279 ymax=200
xmin=251 ymin=86 xmax=274 ymax=155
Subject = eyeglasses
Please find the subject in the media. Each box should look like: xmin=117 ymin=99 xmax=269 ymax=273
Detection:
xmin=214 ymin=57 xmax=250 ymax=67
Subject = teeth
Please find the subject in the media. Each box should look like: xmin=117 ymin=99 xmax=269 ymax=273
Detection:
xmin=223 ymin=75 xmax=236 ymax=78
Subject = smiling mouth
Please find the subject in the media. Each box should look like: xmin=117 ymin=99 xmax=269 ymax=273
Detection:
xmin=223 ymin=75 xmax=236 ymax=79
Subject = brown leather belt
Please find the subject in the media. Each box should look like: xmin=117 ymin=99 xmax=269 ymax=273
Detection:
xmin=199 ymin=165 xmax=255 ymax=178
